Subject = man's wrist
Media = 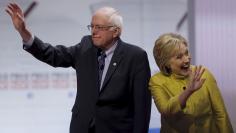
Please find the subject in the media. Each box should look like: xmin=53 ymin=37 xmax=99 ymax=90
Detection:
xmin=23 ymin=33 xmax=34 ymax=50
xmin=23 ymin=34 xmax=34 ymax=45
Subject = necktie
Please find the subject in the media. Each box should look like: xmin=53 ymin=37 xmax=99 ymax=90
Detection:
xmin=98 ymin=50 xmax=106 ymax=88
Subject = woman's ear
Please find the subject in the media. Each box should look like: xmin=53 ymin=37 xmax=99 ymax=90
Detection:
xmin=165 ymin=65 xmax=171 ymax=74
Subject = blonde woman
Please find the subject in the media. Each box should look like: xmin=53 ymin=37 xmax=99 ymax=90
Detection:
xmin=149 ymin=33 xmax=233 ymax=133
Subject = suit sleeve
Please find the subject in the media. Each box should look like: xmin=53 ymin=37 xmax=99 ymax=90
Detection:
xmin=24 ymin=36 xmax=78 ymax=68
xmin=132 ymin=51 xmax=151 ymax=133
xmin=206 ymin=69 xmax=234 ymax=133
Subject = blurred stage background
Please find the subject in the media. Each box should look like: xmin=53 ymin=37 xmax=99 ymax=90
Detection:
xmin=0 ymin=0 xmax=235 ymax=132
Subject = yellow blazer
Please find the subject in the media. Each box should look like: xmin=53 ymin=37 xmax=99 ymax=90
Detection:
xmin=149 ymin=66 xmax=233 ymax=133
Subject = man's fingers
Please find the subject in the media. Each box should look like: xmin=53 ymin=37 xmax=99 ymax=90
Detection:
xmin=6 ymin=3 xmax=18 ymax=17
xmin=7 ymin=4 xmax=15 ymax=12
xmin=13 ymin=3 xmax=23 ymax=14
xmin=10 ymin=3 xmax=24 ymax=17
xmin=9 ymin=3 xmax=17 ymax=12
xmin=6 ymin=2 xmax=24 ymax=18
xmin=10 ymin=3 xmax=18 ymax=10
xmin=13 ymin=3 xmax=22 ymax=11
xmin=5 ymin=8 xmax=13 ymax=18
xmin=16 ymin=12 xmax=24 ymax=21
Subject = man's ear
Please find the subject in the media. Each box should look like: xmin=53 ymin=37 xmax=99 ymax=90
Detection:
xmin=113 ymin=27 xmax=121 ymax=38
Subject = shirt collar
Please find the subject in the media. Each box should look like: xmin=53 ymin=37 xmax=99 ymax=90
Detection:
xmin=104 ymin=41 xmax=118 ymax=57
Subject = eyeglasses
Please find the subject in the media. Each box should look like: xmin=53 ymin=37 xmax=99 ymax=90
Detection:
xmin=87 ymin=25 xmax=115 ymax=31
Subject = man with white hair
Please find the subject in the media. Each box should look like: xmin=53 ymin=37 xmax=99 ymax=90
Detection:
xmin=6 ymin=3 xmax=151 ymax=133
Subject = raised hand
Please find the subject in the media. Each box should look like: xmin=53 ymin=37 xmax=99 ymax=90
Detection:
xmin=5 ymin=3 xmax=25 ymax=32
xmin=5 ymin=3 xmax=32 ymax=42
xmin=186 ymin=65 xmax=206 ymax=93
xmin=179 ymin=65 xmax=206 ymax=108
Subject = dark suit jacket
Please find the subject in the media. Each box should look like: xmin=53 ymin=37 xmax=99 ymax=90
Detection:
xmin=25 ymin=35 xmax=151 ymax=133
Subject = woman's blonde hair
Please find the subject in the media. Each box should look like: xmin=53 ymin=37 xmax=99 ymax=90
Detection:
xmin=153 ymin=33 xmax=188 ymax=76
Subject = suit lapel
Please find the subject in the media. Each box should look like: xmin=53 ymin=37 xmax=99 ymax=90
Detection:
xmin=100 ymin=40 xmax=124 ymax=92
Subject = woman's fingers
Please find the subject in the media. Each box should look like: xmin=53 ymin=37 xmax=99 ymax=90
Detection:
xmin=193 ymin=65 xmax=205 ymax=81
xmin=187 ymin=65 xmax=206 ymax=91
xmin=200 ymin=78 xmax=206 ymax=86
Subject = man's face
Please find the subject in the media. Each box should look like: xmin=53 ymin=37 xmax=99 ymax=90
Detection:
xmin=168 ymin=43 xmax=191 ymax=77
xmin=90 ymin=13 xmax=117 ymax=50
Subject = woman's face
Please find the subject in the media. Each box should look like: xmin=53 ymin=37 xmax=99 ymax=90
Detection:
xmin=168 ymin=43 xmax=191 ymax=77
